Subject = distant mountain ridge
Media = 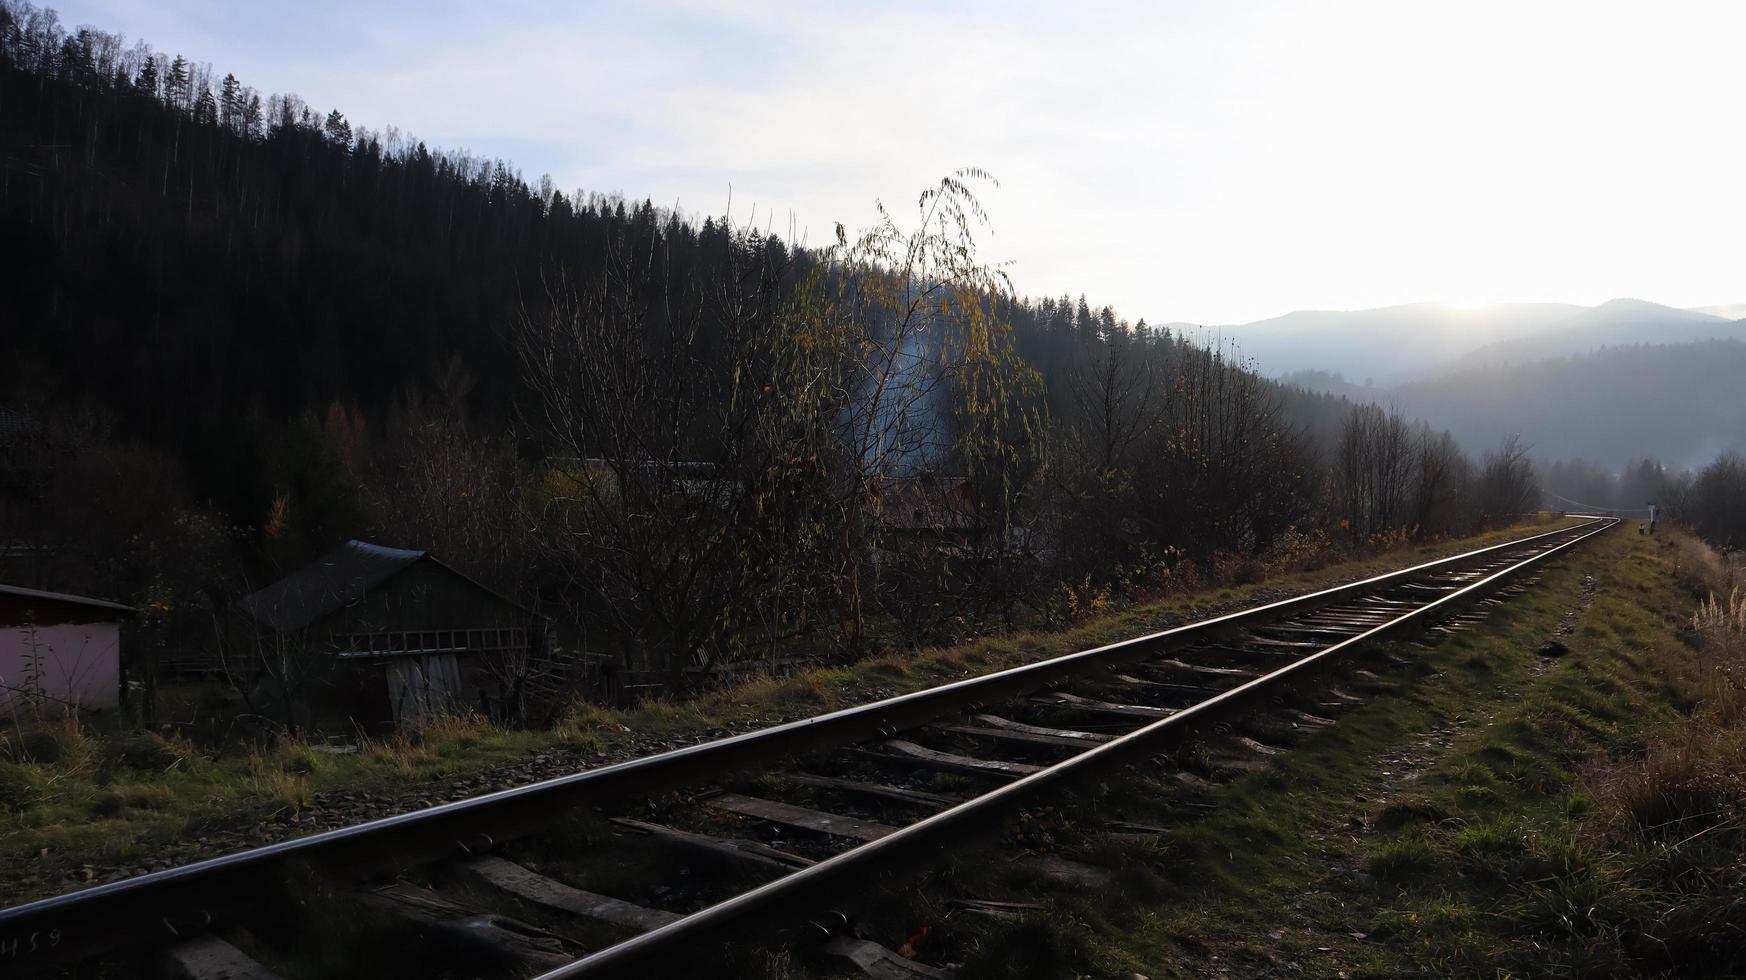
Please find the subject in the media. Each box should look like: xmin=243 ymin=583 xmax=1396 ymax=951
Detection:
xmin=1202 ymin=298 xmax=1746 ymax=384
xmin=1371 ymin=339 xmax=1746 ymax=470
xmin=1691 ymin=303 xmax=1746 ymax=320
xmin=1448 ymin=299 xmax=1740 ymax=371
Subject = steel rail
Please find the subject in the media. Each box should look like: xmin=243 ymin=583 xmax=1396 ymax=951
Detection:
xmin=539 ymin=516 xmax=1617 ymax=978
xmin=0 ymin=518 xmax=1609 ymax=970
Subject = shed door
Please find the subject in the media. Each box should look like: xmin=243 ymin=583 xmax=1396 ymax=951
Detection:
xmin=385 ymin=654 xmax=462 ymax=728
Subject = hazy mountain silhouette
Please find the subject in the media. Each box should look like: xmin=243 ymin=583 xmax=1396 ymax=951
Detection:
xmin=1447 ymin=299 xmax=1741 ymax=371
xmin=1208 ymin=298 xmax=1743 ymax=384
xmin=1324 ymin=339 xmax=1746 ymax=470
xmin=1690 ymin=303 xmax=1746 ymax=320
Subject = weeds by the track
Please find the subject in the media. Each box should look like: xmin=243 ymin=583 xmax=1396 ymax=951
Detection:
xmin=0 ymin=518 xmax=1572 ymax=910
xmin=757 ymin=522 xmax=1718 ymax=978
xmin=1127 ymin=527 xmax=1719 ymax=977
xmin=1344 ymin=529 xmax=1746 ymax=978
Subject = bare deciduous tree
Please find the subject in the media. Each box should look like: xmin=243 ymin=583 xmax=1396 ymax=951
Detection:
xmin=1410 ymin=428 xmax=1472 ymax=538
xmin=1334 ymin=403 xmax=1416 ymax=543
xmin=515 ymin=216 xmax=846 ymax=684
xmin=1473 ymin=434 xmax=1540 ymax=530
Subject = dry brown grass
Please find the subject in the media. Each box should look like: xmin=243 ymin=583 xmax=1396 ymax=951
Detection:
xmin=359 ymin=730 xmax=433 ymax=780
xmin=1694 ymin=585 xmax=1746 ymax=640
xmin=1593 ymin=551 xmax=1746 ymax=847
xmin=1601 ymin=739 xmax=1746 ymax=843
xmin=257 ymin=769 xmax=312 ymax=816
xmin=1669 ymin=528 xmax=1742 ymax=598
xmin=1578 ymin=576 xmax=1746 ymax=973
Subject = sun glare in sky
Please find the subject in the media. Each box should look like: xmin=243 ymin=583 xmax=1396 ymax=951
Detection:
xmin=52 ymin=0 xmax=1746 ymax=325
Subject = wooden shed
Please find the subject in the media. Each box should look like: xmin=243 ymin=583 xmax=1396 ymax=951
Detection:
xmin=869 ymin=474 xmax=985 ymax=548
xmin=235 ymin=540 xmax=538 ymax=731
xmin=0 ymin=583 xmax=133 ymax=711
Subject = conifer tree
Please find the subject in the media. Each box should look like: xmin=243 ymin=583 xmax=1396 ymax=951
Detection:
xmin=323 ymin=108 xmax=352 ymax=148
xmin=219 ymin=71 xmax=239 ymax=130
xmin=166 ymin=53 xmax=188 ymax=108
xmin=241 ymin=91 xmax=262 ymax=139
xmin=134 ymin=55 xmax=156 ymax=95
xmin=194 ymin=83 xmax=216 ymax=125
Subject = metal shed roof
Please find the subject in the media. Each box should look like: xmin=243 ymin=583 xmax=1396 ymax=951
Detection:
xmin=235 ymin=540 xmax=531 ymax=633
xmin=235 ymin=540 xmax=428 ymax=632
xmin=0 ymin=583 xmax=135 ymax=615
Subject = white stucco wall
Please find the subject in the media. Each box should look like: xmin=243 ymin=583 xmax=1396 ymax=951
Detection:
xmin=0 ymin=621 xmax=122 ymax=711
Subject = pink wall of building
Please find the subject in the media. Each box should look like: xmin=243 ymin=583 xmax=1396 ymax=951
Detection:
xmin=0 ymin=621 xmax=122 ymax=711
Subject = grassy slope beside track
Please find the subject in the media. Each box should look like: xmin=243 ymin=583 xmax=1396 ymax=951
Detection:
xmin=807 ymin=524 xmax=1729 ymax=979
xmin=0 ymin=518 xmax=1574 ymax=909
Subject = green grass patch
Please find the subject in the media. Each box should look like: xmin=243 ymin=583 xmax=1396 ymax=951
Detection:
xmin=771 ymin=522 xmax=1713 ymax=979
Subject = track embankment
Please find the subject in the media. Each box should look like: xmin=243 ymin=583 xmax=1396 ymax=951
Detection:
xmin=0 ymin=519 xmax=1616 ymax=978
xmin=888 ymin=524 xmax=1708 ymax=979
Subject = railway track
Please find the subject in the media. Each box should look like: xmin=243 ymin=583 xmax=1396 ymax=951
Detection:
xmin=0 ymin=517 xmax=1616 ymax=979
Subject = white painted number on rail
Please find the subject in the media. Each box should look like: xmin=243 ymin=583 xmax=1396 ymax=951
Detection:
xmin=0 ymin=929 xmax=62 ymax=957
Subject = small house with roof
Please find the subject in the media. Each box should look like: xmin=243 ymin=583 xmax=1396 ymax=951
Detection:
xmin=235 ymin=540 xmax=538 ymax=731
xmin=868 ymin=474 xmax=985 ymax=549
xmin=0 ymin=583 xmax=133 ymax=711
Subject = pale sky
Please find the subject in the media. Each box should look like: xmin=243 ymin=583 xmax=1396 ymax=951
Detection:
xmin=49 ymin=0 xmax=1746 ymax=324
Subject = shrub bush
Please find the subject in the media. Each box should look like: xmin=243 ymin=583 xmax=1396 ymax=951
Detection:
xmin=101 ymin=730 xmax=188 ymax=773
xmin=0 ymin=760 xmax=43 ymax=815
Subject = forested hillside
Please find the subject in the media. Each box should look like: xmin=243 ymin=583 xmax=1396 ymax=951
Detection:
xmin=1382 ymin=340 xmax=1746 ymax=469
xmin=0 ymin=2 xmax=1547 ymax=686
xmin=1 ymin=1 xmax=765 ymax=522
xmin=0 ymin=3 xmax=1357 ymax=517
